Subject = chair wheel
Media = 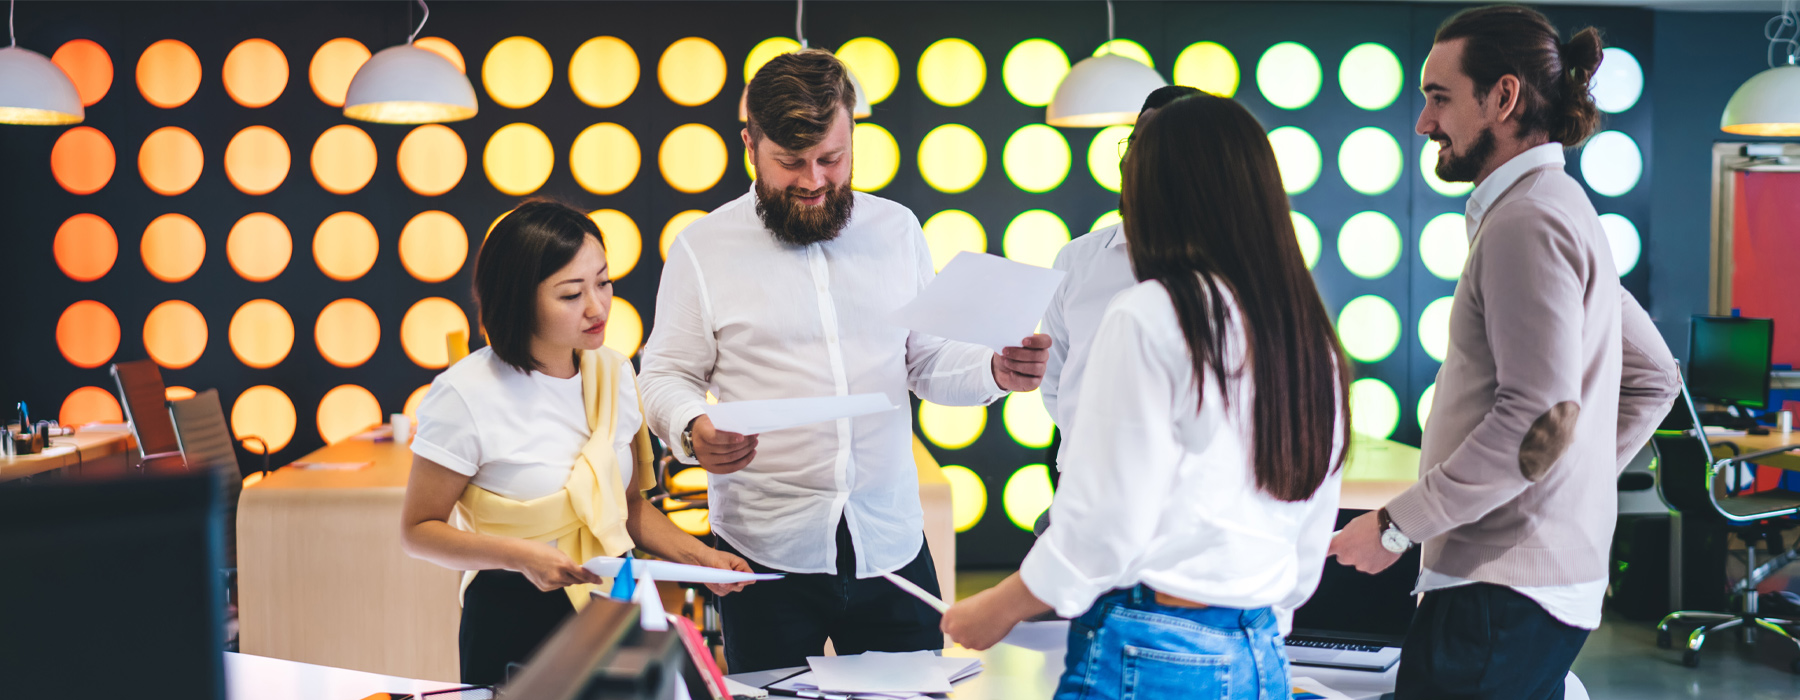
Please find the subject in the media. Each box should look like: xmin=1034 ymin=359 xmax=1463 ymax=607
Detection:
xmin=1682 ymin=650 xmax=1701 ymax=668
xmin=1656 ymin=629 xmax=1671 ymax=649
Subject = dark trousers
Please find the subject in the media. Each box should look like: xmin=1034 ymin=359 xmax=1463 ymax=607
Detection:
xmin=459 ymin=570 xmax=575 ymax=686
xmin=715 ymin=519 xmax=944 ymax=673
xmin=1395 ymin=583 xmax=1590 ymax=700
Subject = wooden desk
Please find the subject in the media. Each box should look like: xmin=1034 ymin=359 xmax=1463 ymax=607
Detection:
xmin=1339 ymin=437 xmax=1421 ymax=511
xmin=224 ymin=651 xmax=463 ymax=700
xmin=0 ymin=427 xmax=132 ymax=483
xmin=1709 ymin=430 xmax=1800 ymax=471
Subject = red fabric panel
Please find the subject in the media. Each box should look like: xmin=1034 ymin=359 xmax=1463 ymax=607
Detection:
xmin=1732 ymin=171 xmax=1800 ymax=366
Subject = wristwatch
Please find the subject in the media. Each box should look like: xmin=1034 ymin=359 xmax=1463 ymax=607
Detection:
xmin=680 ymin=418 xmax=697 ymax=458
xmin=1377 ymin=507 xmax=1413 ymax=554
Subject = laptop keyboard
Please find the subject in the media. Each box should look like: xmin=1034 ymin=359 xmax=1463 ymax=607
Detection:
xmin=1285 ymin=638 xmax=1385 ymax=653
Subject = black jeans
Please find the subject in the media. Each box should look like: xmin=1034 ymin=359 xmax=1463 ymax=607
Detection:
xmin=459 ymin=569 xmax=575 ymax=686
xmin=715 ymin=519 xmax=944 ymax=673
xmin=1394 ymin=583 xmax=1590 ymax=700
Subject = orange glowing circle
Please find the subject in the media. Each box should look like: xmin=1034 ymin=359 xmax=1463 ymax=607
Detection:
xmin=165 ymin=386 xmax=197 ymax=401
xmin=229 ymin=299 xmax=295 ymax=369
xmin=315 ymin=299 xmax=381 ymax=368
xmin=227 ymin=213 xmax=292 ymax=282
xmin=399 ymin=210 xmax=469 ymax=283
xmin=231 ymin=385 xmax=296 ymax=453
xmin=51 ymin=39 xmax=113 ymax=107
xmin=136 ymin=39 xmax=201 ymax=108
xmin=141 ymin=213 xmax=206 ymax=282
xmin=224 ymin=125 xmax=291 ymax=195
xmin=56 ymin=300 xmax=120 ymax=369
xmin=223 ymin=38 xmax=289 ymax=108
xmin=60 ymin=386 xmax=124 ymax=427
xmin=311 ymin=124 xmax=378 ymax=194
xmin=309 ymin=37 xmax=371 ymax=107
xmin=138 ymin=126 xmax=204 ymax=196
xmin=318 ymin=384 xmax=384 ymax=444
xmin=414 ymin=37 xmax=466 ymax=73
xmin=403 ymin=384 xmax=431 ymax=420
xmin=313 ymin=211 xmax=379 ymax=282
xmin=660 ymin=210 xmax=706 ymax=260
xmin=50 ymin=126 xmax=115 ymax=195
xmin=397 ymin=124 xmax=467 ymax=196
xmin=400 ymin=297 xmax=470 ymax=369
xmin=143 ymin=300 xmax=208 ymax=369
xmin=54 ymin=213 xmax=117 ymax=282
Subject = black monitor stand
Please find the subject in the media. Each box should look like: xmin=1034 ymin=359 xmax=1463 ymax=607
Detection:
xmin=1698 ymin=404 xmax=1769 ymax=435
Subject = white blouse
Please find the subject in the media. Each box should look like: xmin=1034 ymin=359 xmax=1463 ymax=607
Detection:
xmin=411 ymin=347 xmax=642 ymax=501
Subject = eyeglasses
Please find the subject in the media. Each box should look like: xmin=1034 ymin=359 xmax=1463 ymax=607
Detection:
xmin=1116 ymin=136 xmax=1133 ymax=159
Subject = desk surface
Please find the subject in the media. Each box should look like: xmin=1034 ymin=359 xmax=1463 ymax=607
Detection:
xmin=248 ymin=436 xmax=416 ymax=490
xmin=1708 ymin=429 xmax=1800 ymax=470
xmin=225 ymin=652 xmax=464 ymax=700
xmin=0 ymin=428 xmax=131 ymax=482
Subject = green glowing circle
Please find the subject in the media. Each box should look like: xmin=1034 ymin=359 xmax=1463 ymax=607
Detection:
xmin=1256 ymin=42 xmax=1321 ymax=110
xmin=919 ymin=400 xmax=986 ymax=450
xmin=1094 ymin=39 xmax=1153 ymax=68
xmin=918 ymin=38 xmax=986 ymax=107
xmin=1418 ymin=383 xmax=1436 ymax=431
xmin=1003 ymin=124 xmax=1071 ymax=193
xmin=1339 ymin=43 xmax=1402 ymax=111
xmin=1337 ymin=295 xmax=1401 ymax=363
xmin=1419 ymin=212 xmax=1468 ymax=281
xmin=1421 ymin=139 xmax=1475 ymax=197
xmin=1267 ymin=126 xmax=1321 ymax=195
xmin=1291 ymin=211 xmax=1321 ymax=270
xmin=1174 ymin=41 xmax=1238 ymax=97
xmin=1419 ymin=296 xmax=1454 ymax=362
xmin=940 ymin=464 xmax=988 ymax=533
xmin=1338 ymin=127 xmax=1403 ymax=195
xmin=1337 ymin=211 xmax=1401 ymax=279
xmin=1092 ymin=209 xmax=1122 ymax=232
xmin=1002 ymin=464 xmax=1055 ymax=532
xmin=1350 ymin=378 xmax=1399 ymax=439
xmin=1003 ymin=210 xmax=1071 ymax=269
xmin=1087 ymin=124 xmax=1133 ymax=192
xmin=1002 ymin=389 xmax=1055 ymax=448
xmin=1003 ymin=39 xmax=1070 ymax=107
xmin=918 ymin=124 xmax=986 ymax=194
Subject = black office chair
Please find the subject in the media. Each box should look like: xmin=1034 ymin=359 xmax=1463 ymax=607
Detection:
xmin=1652 ymin=383 xmax=1800 ymax=672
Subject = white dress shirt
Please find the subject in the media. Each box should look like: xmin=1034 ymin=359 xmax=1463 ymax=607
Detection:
xmin=1415 ymin=142 xmax=1607 ymax=630
xmin=1020 ymin=279 xmax=1344 ymax=631
xmin=639 ymin=188 xmax=1005 ymax=576
xmin=1041 ymin=224 xmax=1135 ymax=468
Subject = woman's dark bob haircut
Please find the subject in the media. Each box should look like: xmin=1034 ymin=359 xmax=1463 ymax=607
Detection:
xmin=472 ymin=199 xmax=605 ymax=374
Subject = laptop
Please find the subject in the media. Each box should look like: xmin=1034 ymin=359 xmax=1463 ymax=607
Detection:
xmin=1284 ymin=508 xmax=1421 ymax=672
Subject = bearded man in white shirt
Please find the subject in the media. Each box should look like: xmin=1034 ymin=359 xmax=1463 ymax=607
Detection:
xmin=638 ymin=49 xmax=1051 ymax=673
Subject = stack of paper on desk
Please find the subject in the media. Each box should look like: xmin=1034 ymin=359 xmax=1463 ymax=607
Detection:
xmin=767 ymin=651 xmax=981 ymax=699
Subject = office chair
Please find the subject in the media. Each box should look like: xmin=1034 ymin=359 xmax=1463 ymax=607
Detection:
xmin=1652 ymin=383 xmax=1800 ymax=672
xmin=168 ymin=388 xmax=259 ymax=653
xmin=109 ymin=359 xmax=187 ymax=473
xmin=647 ymin=442 xmax=724 ymax=656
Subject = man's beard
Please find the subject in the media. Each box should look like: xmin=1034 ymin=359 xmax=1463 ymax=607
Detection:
xmin=1434 ymin=126 xmax=1497 ymax=183
xmin=755 ymin=178 xmax=855 ymax=246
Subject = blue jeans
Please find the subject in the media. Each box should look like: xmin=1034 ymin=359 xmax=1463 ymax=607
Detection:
xmin=1053 ymin=586 xmax=1290 ymax=700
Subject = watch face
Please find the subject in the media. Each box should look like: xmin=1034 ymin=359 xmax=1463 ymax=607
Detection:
xmin=1381 ymin=529 xmax=1410 ymax=553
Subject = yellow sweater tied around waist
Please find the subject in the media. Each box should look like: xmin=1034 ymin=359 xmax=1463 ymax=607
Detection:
xmin=454 ymin=347 xmax=655 ymax=610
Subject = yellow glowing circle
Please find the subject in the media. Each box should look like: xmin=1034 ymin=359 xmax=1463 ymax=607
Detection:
xmin=1421 ymin=139 xmax=1474 ymax=197
xmin=588 ymin=209 xmax=643 ymax=280
xmin=1175 ymin=41 xmax=1238 ymax=97
xmin=400 ymin=297 xmax=470 ymax=369
xmin=403 ymin=384 xmax=431 ymax=420
xmin=310 ymin=124 xmax=378 ymax=195
xmin=308 ymin=38 xmax=370 ymax=108
xmin=1349 ymin=378 xmax=1399 ymax=439
xmin=659 ymin=123 xmax=727 ymax=194
xmin=605 ymin=297 xmax=644 ymax=358
xmin=744 ymin=37 xmax=801 ymax=83
xmin=921 ymin=210 xmax=987 ymax=272
xmin=1419 ymin=212 xmax=1469 ymax=281
xmin=139 ymin=126 xmax=205 ymax=196
xmin=223 ymin=125 xmax=291 ymax=195
xmin=1002 ymin=390 xmax=1055 ymax=448
xmin=570 ymin=37 xmax=639 ymax=108
xmin=1339 ymin=43 xmax=1403 ymax=111
xmin=940 ymin=465 xmax=988 ymax=533
xmin=399 ymin=210 xmax=469 ymax=283
xmin=1003 ymin=124 xmax=1070 ymax=193
xmin=1336 ymin=295 xmax=1401 ymax=364
xmin=837 ymin=37 xmax=898 ymax=104
xmin=658 ymin=37 xmax=726 ymax=107
xmin=141 ymin=213 xmax=205 ymax=283
xmin=570 ymin=123 xmax=641 ymax=195
xmin=918 ymin=124 xmax=985 ymax=193
xmin=482 ymin=36 xmax=553 ymax=109
xmin=313 ymin=211 xmax=379 ymax=282
xmin=1266 ymin=126 xmax=1320 ymax=195
xmin=851 ymin=123 xmax=900 ymax=192
xmin=1337 ymin=211 xmax=1401 ymax=279
xmin=484 ymin=123 xmax=554 ymax=195
xmin=143 ymin=300 xmax=207 ymax=370
xmin=316 ymin=298 xmax=381 ymax=368
xmin=1092 ymin=210 xmax=1122 ymax=232
xmin=227 ymin=212 xmax=293 ymax=282
xmin=223 ymin=38 xmax=289 ymax=108
xmin=1002 ymin=464 xmax=1055 ymax=532
xmin=397 ymin=124 xmax=468 ymax=197
xmin=1087 ymin=125 xmax=1132 ymax=192
xmin=231 ymin=385 xmax=296 ymax=453
xmin=1093 ymin=39 xmax=1153 ymax=68
xmin=1418 ymin=383 xmax=1436 ymax=431
xmin=919 ymin=401 xmax=987 ymax=450
xmin=1257 ymin=42 xmax=1322 ymax=110
xmin=1003 ymin=210 xmax=1070 ymax=269
xmin=661 ymin=210 xmax=708 ymax=260
xmin=1291 ymin=211 xmax=1321 ymax=270
xmin=1419 ymin=296 xmax=1454 ymax=362
xmin=918 ymin=38 xmax=985 ymax=107
xmin=317 ymin=384 xmax=383 ymax=445
xmin=1003 ymin=39 xmax=1070 ymax=107
xmin=229 ymin=299 xmax=295 ymax=369
xmin=165 ymin=386 xmax=196 ymax=402
xmin=1338 ymin=127 xmax=1403 ymax=195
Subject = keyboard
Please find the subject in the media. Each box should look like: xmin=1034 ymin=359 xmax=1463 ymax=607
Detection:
xmin=1286 ymin=638 xmax=1384 ymax=653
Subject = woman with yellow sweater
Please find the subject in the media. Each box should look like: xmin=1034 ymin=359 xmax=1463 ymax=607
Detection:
xmin=401 ymin=200 xmax=753 ymax=685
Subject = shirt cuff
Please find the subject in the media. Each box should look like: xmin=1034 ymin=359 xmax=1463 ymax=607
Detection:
xmin=667 ymin=402 xmax=709 ymax=465
xmin=1382 ymin=481 xmax=1454 ymax=544
xmin=411 ymin=436 xmax=477 ymax=477
xmin=978 ymin=353 xmax=1006 ymax=404
xmin=1019 ymin=536 xmax=1110 ymax=619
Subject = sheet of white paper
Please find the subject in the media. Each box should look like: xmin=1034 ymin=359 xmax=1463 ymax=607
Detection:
xmin=880 ymin=572 xmax=948 ymax=613
xmin=633 ymin=572 xmax=669 ymax=631
xmin=582 ymin=556 xmax=784 ymax=584
xmin=889 ymin=251 xmax=1067 ymax=352
xmin=806 ymin=651 xmax=953 ymax=694
xmin=999 ymin=619 xmax=1068 ymax=651
xmin=1290 ymin=676 xmax=1355 ymax=700
xmin=705 ymin=393 xmax=901 ymax=435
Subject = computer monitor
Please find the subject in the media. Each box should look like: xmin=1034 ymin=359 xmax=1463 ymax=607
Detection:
xmin=0 ymin=471 xmax=225 ymax=699
xmin=1687 ymin=315 xmax=1774 ymax=410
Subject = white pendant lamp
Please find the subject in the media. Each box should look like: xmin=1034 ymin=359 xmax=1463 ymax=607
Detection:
xmin=738 ymin=0 xmax=873 ymax=122
xmin=1047 ymin=0 xmax=1167 ymax=127
xmin=344 ymin=0 xmax=476 ymax=124
xmin=0 ymin=0 xmax=83 ymax=125
xmin=1722 ymin=1 xmax=1800 ymax=136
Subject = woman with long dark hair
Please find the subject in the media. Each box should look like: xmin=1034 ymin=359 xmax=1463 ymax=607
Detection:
xmin=940 ymin=93 xmax=1350 ymax=699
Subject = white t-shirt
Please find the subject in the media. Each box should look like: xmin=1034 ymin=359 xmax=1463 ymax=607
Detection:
xmin=411 ymin=347 xmax=643 ymax=501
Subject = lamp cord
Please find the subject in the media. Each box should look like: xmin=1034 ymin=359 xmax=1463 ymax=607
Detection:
xmin=1766 ymin=0 xmax=1799 ymax=68
xmin=10 ymin=0 xmax=17 ymax=48
xmin=1104 ymin=0 xmax=1115 ymax=53
xmin=408 ymin=0 xmax=428 ymax=44
xmin=795 ymin=0 xmax=806 ymax=49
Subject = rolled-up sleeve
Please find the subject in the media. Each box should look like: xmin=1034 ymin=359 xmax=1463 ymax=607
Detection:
xmin=637 ymin=237 xmax=718 ymax=464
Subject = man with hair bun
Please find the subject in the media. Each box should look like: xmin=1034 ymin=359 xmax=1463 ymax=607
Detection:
xmin=1328 ymin=5 xmax=1679 ymax=698
xmin=638 ymin=48 xmax=1051 ymax=673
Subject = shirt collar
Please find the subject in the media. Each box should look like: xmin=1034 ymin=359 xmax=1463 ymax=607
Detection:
xmin=1104 ymin=223 xmax=1126 ymax=249
xmin=1464 ymin=142 xmax=1564 ymax=240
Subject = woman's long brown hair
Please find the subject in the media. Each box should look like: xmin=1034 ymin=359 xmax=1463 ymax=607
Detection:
xmin=1120 ymin=93 xmax=1350 ymax=501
